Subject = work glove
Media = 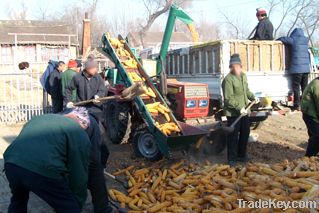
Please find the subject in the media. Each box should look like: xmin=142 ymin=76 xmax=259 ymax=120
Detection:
xmin=254 ymin=97 xmax=260 ymax=104
xmin=240 ymin=107 xmax=248 ymax=115
xmin=93 ymin=95 xmax=100 ymax=103
xmin=66 ymin=102 xmax=74 ymax=108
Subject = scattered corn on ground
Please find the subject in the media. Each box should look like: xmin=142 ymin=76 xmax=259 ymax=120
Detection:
xmin=109 ymin=157 xmax=319 ymax=212
xmin=107 ymin=33 xmax=181 ymax=136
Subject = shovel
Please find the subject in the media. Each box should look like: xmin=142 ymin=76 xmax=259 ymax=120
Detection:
xmin=104 ymin=170 xmax=129 ymax=189
xmin=74 ymin=82 xmax=145 ymax=106
xmin=202 ymin=101 xmax=256 ymax=155
xmin=218 ymin=100 xmax=256 ymax=134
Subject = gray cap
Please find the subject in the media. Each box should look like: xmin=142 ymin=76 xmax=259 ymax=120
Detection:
xmin=84 ymin=58 xmax=97 ymax=70
xmin=229 ymin=54 xmax=242 ymax=68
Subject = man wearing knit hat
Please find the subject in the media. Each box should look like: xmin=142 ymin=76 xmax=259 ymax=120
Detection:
xmin=61 ymin=59 xmax=82 ymax=102
xmin=64 ymin=56 xmax=106 ymax=122
xmin=222 ymin=54 xmax=258 ymax=166
xmin=250 ymin=7 xmax=274 ymax=40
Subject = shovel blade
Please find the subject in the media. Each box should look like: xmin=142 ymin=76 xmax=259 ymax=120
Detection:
xmin=220 ymin=126 xmax=235 ymax=134
xmin=121 ymin=82 xmax=145 ymax=100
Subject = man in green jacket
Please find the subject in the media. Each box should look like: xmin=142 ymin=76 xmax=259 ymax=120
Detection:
xmin=61 ymin=59 xmax=81 ymax=103
xmin=4 ymin=108 xmax=91 ymax=213
xmin=301 ymin=77 xmax=319 ymax=157
xmin=222 ymin=54 xmax=258 ymax=166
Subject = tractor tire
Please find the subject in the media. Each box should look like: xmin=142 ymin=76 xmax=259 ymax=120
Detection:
xmin=133 ymin=129 xmax=162 ymax=161
xmin=204 ymin=133 xmax=227 ymax=155
xmin=104 ymin=100 xmax=132 ymax=144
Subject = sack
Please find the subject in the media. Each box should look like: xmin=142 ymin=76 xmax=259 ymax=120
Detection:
xmin=40 ymin=60 xmax=58 ymax=94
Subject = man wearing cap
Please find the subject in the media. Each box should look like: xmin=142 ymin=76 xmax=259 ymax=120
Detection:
xmin=47 ymin=61 xmax=65 ymax=113
xmin=3 ymin=108 xmax=92 ymax=213
xmin=64 ymin=57 xmax=106 ymax=122
xmin=61 ymin=59 xmax=82 ymax=103
xmin=222 ymin=54 xmax=258 ymax=166
xmin=250 ymin=8 xmax=274 ymax=40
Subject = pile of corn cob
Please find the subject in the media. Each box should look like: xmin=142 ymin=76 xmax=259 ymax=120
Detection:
xmin=109 ymin=157 xmax=319 ymax=212
xmin=107 ymin=33 xmax=181 ymax=136
xmin=107 ymin=33 xmax=138 ymax=69
xmin=107 ymin=33 xmax=156 ymax=99
xmin=146 ymin=102 xmax=181 ymax=135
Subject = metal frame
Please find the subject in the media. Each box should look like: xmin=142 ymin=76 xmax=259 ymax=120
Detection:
xmin=7 ymin=33 xmax=78 ymax=72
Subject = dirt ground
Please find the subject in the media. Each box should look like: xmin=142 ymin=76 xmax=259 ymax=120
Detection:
xmin=105 ymin=111 xmax=308 ymax=172
xmin=0 ymin=112 xmax=310 ymax=212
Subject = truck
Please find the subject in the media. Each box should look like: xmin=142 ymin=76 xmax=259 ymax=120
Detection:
xmin=164 ymin=40 xmax=319 ymax=115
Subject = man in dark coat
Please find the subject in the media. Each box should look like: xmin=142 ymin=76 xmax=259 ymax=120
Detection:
xmin=251 ymin=8 xmax=274 ymax=40
xmin=47 ymin=61 xmax=65 ymax=113
xmin=82 ymin=111 xmax=113 ymax=213
xmin=278 ymin=28 xmax=310 ymax=110
xmin=64 ymin=58 xmax=106 ymax=122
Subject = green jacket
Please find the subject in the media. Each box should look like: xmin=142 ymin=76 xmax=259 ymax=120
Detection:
xmin=4 ymin=114 xmax=91 ymax=207
xmin=61 ymin=69 xmax=77 ymax=102
xmin=301 ymin=78 xmax=319 ymax=122
xmin=222 ymin=72 xmax=255 ymax=117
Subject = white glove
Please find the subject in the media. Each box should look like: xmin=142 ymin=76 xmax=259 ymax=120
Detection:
xmin=240 ymin=107 xmax=248 ymax=115
xmin=66 ymin=102 xmax=74 ymax=108
xmin=93 ymin=95 xmax=100 ymax=103
xmin=254 ymin=97 xmax=260 ymax=104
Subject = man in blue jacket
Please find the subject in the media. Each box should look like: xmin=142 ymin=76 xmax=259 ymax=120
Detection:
xmin=278 ymin=28 xmax=310 ymax=111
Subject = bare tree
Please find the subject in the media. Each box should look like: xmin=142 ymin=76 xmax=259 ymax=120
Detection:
xmin=298 ymin=4 xmax=319 ymax=46
xmin=266 ymin=0 xmax=318 ymax=40
xmin=6 ymin=0 xmax=28 ymax=20
xmin=196 ymin=19 xmax=221 ymax=41
xmin=34 ymin=1 xmax=52 ymax=20
xmin=286 ymin=0 xmax=315 ymax=35
xmin=138 ymin=0 xmax=194 ymax=46
xmin=267 ymin=0 xmax=295 ymax=38
xmin=218 ymin=10 xmax=250 ymax=39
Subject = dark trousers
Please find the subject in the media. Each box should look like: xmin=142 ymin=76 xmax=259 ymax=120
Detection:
xmin=226 ymin=116 xmax=250 ymax=162
xmin=5 ymin=163 xmax=81 ymax=213
xmin=52 ymin=98 xmax=63 ymax=113
xmin=87 ymin=116 xmax=112 ymax=213
xmin=303 ymin=113 xmax=319 ymax=157
xmin=292 ymin=73 xmax=309 ymax=107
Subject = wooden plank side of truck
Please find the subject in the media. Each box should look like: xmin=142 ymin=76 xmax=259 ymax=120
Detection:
xmin=165 ymin=40 xmax=319 ymax=109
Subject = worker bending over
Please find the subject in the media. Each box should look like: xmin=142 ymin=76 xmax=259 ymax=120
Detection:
xmin=4 ymin=109 xmax=91 ymax=213
xmin=222 ymin=54 xmax=258 ymax=166
xmin=64 ymin=56 xmax=106 ymax=122
xmin=301 ymin=77 xmax=319 ymax=157
xmin=250 ymin=8 xmax=274 ymax=40
xmin=47 ymin=61 xmax=65 ymax=113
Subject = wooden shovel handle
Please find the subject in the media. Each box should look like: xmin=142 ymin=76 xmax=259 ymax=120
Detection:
xmin=74 ymin=95 xmax=120 ymax=106
xmin=230 ymin=100 xmax=256 ymax=128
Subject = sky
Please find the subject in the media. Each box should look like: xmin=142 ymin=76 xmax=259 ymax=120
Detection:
xmin=0 ymin=0 xmax=281 ymax=36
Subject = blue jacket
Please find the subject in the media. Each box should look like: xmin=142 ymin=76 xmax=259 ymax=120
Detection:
xmin=278 ymin=28 xmax=310 ymax=74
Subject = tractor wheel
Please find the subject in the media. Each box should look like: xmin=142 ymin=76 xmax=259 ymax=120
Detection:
xmin=133 ymin=130 xmax=162 ymax=161
xmin=104 ymin=100 xmax=132 ymax=144
xmin=204 ymin=133 xmax=227 ymax=155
